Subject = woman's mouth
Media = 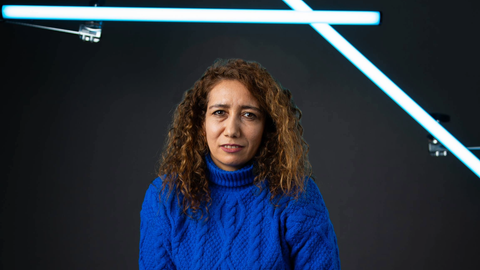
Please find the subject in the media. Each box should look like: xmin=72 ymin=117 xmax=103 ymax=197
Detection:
xmin=223 ymin=145 xmax=241 ymax=148
xmin=221 ymin=145 xmax=244 ymax=153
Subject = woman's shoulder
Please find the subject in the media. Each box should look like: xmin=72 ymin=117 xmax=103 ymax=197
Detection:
xmin=150 ymin=176 xmax=164 ymax=191
xmin=150 ymin=174 xmax=179 ymax=190
xmin=143 ymin=175 xmax=177 ymax=208
xmin=305 ymin=177 xmax=323 ymax=199
xmin=285 ymin=177 xmax=327 ymax=212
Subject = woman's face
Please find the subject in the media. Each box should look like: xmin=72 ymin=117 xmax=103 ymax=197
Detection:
xmin=204 ymin=80 xmax=265 ymax=171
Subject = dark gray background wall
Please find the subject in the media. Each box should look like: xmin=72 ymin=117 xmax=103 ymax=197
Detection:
xmin=2 ymin=0 xmax=480 ymax=269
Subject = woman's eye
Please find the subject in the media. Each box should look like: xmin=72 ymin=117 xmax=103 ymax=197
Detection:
xmin=213 ymin=110 xmax=225 ymax=116
xmin=244 ymin=112 xmax=257 ymax=119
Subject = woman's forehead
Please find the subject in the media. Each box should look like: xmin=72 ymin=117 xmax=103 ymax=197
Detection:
xmin=207 ymin=80 xmax=259 ymax=107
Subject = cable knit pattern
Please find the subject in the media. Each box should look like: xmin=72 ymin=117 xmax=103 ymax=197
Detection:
xmin=248 ymin=187 xmax=267 ymax=269
xmin=192 ymin=215 xmax=208 ymax=269
xmin=139 ymin=182 xmax=175 ymax=270
xmin=139 ymin=153 xmax=341 ymax=269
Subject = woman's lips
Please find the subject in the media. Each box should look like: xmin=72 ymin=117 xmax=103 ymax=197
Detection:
xmin=220 ymin=145 xmax=244 ymax=153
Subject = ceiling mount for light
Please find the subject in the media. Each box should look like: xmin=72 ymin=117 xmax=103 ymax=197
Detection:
xmin=2 ymin=0 xmax=106 ymax=42
xmin=427 ymin=113 xmax=480 ymax=157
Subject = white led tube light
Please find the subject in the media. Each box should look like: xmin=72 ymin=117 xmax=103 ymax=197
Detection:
xmin=283 ymin=0 xmax=480 ymax=178
xmin=1 ymin=5 xmax=380 ymax=25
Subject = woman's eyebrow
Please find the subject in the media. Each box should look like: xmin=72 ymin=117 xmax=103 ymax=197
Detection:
xmin=208 ymin=104 xmax=262 ymax=113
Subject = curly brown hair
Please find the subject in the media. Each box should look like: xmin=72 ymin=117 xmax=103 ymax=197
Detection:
xmin=157 ymin=58 xmax=314 ymax=221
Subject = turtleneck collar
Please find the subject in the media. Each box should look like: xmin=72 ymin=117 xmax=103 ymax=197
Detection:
xmin=205 ymin=153 xmax=256 ymax=187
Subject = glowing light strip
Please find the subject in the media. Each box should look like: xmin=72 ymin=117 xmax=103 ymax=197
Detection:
xmin=283 ymin=0 xmax=480 ymax=177
xmin=1 ymin=5 xmax=380 ymax=25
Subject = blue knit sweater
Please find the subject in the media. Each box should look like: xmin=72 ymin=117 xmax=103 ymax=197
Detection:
xmin=139 ymin=154 xmax=341 ymax=269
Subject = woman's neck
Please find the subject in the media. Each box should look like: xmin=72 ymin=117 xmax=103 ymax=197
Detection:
xmin=205 ymin=153 xmax=256 ymax=187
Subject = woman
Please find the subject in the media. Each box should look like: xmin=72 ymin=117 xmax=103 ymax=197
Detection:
xmin=140 ymin=59 xmax=341 ymax=269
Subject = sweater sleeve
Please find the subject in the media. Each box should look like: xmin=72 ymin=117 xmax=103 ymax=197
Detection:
xmin=139 ymin=179 xmax=176 ymax=270
xmin=285 ymin=178 xmax=341 ymax=270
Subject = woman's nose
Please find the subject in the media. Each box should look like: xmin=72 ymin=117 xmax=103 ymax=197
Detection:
xmin=224 ymin=115 xmax=240 ymax=138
